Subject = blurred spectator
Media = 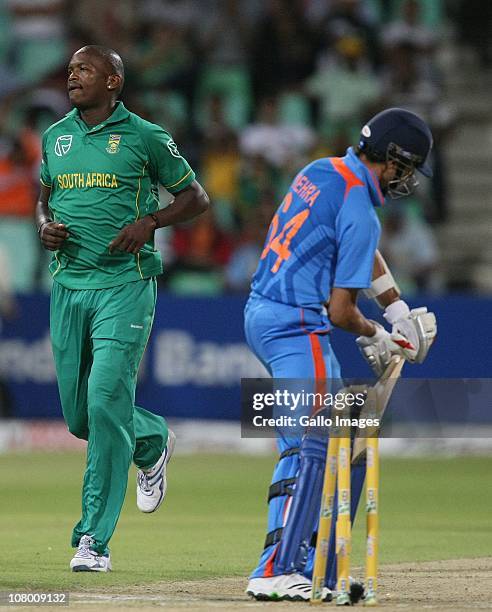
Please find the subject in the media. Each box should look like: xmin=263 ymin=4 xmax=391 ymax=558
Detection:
xmin=0 ymin=138 xmax=36 ymax=218
xmin=251 ymin=0 xmax=317 ymax=101
xmin=0 ymin=130 xmax=41 ymax=293
xmin=383 ymin=42 xmax=438 ymax=115
xmin=196 ymin=0 xmax=253 ymax=130
xmin=200 ymin=96 xmax=241 ymax=231
xmin=200 ymin=94 xmax=237 ymax=146
xmin=306 ymin=31 xmax=383 ymax=144
xmin=378 ymin=0 xmax=444 ymax=27
xmin=237 ymin=160 xmax=281 ymax=226
xmin=321 ymin=0 xmax=382 ymax=70
xmin=140 ymin=0 xmax=201 ymax=28
xmin=165 ymin=210 xmax=233 ymax=295
xmin=25 ymin=91 xmax=71 ymax=132
xmin=5 ymin=0 xmax=67 ymax=83
xmin=382 ymin=41 xmax=453 ymax=222
xmin=378 ymin=205 xmax=441 ymax=294
xmin=237 ymin=95 xmax=315 ymax=228
xmin=240 ymin=96 xmax=315 ymax=169
xmin=0 ymin=245 xmax=16 ymax=418
xmin=130 ymin=21 xmax=197 ymax=133
xmin=132 ymin=23 xmax=193 ymax=89
xmin=17 ymin=109 xmax=42 ymax=180
xmin=225 ymin=217 xmax=267 ymax=293
xmin=383 ymin=0 xmax=437 ymax=50
xmin=383 ymin=0 xmax=439 ymax=80
xmin=0 ymin=246 xmax=17 ymax=326
xmin=453 ymin=0 xmax=492 ymax=68
xmin=70 ymin=0 xmax=136 ymax=53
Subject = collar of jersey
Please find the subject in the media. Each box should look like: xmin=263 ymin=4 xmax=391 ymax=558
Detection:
xmin=344 ymin=147 xmax=385 ymax=207
xmin=67 ymin=101 xmax=130 ymax=134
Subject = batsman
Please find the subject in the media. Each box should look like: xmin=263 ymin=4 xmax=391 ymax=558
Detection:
xmin=245 ymin=108 xmax=437 ymax=601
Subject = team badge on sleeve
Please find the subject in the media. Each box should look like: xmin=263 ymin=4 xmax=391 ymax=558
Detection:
xmin=167 ymin=140 xmax=181 ymax=158
xmin=106 ymin=134 xmax=122 ymax=154
xmin=55 ymin=135 xmax=73 ymax=156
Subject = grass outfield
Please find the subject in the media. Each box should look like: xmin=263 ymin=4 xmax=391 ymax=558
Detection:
xmin=0 ymin=452 xmax=491 ymax=592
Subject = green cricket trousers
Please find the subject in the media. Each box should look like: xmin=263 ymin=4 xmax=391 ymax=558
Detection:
xmin=50 ymin=278 xmax=168 ymax=554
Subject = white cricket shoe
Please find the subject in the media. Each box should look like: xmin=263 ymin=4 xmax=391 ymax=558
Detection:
xmin=137 ymin=429 xmax=176 ymax=513
xmin=70 ymin=535 xmax=111 ymax=572
xmin=246 ymin=573 xmax=332 ymax=602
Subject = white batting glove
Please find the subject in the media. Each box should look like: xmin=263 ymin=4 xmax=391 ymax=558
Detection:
xmin=356 ymin=321 xmax=401 ymax=377
xmin=384 ymin=300 xmax=437 ymax=363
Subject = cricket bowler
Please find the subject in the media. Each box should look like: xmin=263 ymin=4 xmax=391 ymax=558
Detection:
xmin=244 ymin=108 xmax=437 ymax=600
xmin=35 ymin=45 xmax=209 ymax=572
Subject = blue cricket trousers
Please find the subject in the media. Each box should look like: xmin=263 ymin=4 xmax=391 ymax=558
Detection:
xmin=244 ymin=293 xmax=340 ymax=577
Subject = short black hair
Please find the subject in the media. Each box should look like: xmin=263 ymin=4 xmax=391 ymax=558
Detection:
xmin=76 ymin=45 xmax=125 ymax=90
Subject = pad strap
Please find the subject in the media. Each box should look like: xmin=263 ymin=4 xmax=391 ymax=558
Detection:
xmin=268 ymin=477 xmax=297 ymax=502
xmin=264 ymin=527 xmax=283 ymax=549
xmin=264 ymin=528 xmax=318 ymax=549
xmin=279 ymin=447 xmax=300 ymax=460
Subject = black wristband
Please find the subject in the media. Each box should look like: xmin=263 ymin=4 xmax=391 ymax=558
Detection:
xmin=147 ymin=213 xmax=160 ymax=229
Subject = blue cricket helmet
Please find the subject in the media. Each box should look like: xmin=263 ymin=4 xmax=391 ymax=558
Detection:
xmin=358 ymin=107 xmax=433 ymax=178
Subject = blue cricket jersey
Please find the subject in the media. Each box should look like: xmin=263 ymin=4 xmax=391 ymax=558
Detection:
xmin=251 ymin=147 xmax=384 ymax=314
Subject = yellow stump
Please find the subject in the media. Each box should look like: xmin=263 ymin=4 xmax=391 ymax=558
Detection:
xmin=336 ymin=434 xmax=351 ymax=606
xmin=365 ymin=435 xmax=379 ymax=606
xmin=311 ymin=435 xmax=340 ymax=603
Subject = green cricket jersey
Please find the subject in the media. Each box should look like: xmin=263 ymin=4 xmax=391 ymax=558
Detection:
xmin=40 ymin=102 xmax=195 ymax=289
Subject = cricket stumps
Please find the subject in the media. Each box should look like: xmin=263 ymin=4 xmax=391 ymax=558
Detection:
xmin=310 ymin=426 xmax=380 ymax=606
xmin=364 ymin=436 xmax=379 ymax=606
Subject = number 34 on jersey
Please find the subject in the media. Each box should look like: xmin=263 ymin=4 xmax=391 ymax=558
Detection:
xmin=261 ymin=174 xmax=321 ymax=274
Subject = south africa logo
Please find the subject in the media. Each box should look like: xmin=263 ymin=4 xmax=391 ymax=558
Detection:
xmin=106 ymin=134 xmax=121 ymax=154
xmin=54 ymin=135 xmax=73 ymax=156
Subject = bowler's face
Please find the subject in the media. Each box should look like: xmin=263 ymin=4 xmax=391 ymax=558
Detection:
xmin=67 ymin=51 xmax=110 ymax=110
